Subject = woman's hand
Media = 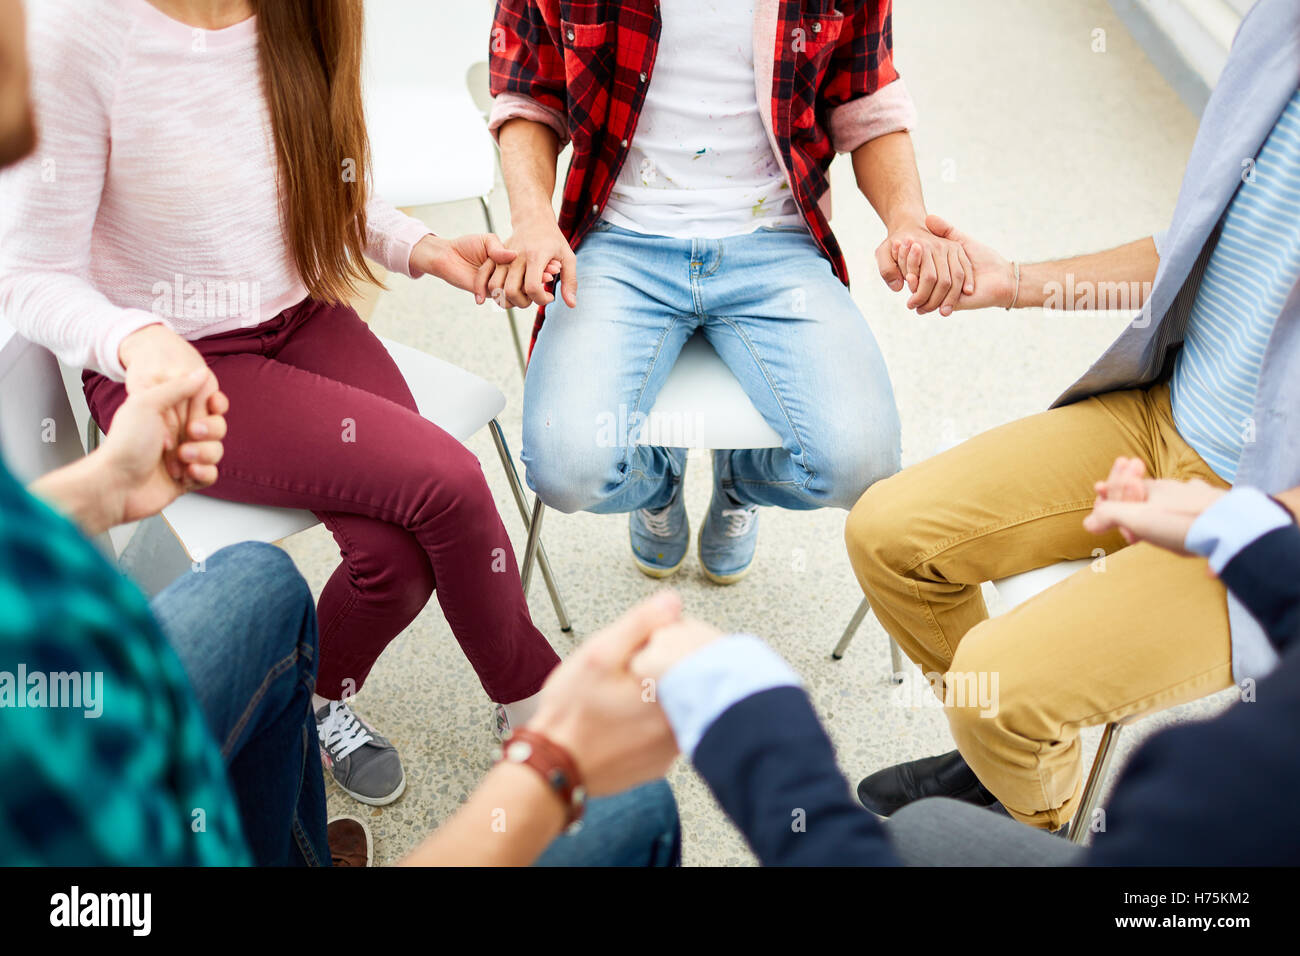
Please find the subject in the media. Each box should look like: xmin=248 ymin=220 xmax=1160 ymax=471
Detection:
xmin=409 ymin=233 xmax=519 ymax=303
xmin=117 ymin=323 xmax=222 ymax=481
xmin=525 ymin=592 xmax=683 ymax=797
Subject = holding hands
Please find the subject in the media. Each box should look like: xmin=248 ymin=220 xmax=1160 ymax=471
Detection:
xmin=882 ymin=214 xmax=1017 ymax=314
xmin=1083 ymin=456 xmax=1227 ymax=556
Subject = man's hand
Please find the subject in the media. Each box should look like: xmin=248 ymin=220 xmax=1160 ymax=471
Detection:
xmin=1083 ymin=457 xmax=1227 ymax=555
xmin=118 ymin=324 xmax=221 ymax=480
xmin=877 ymin=216 xmax=977 ymax=316
xmin=409 ymin=234 xmax=519 ymax=304
xmin=99 ymin=368 xmax=229 ymax=525
xmin=525 ymin=591 xmax=683 ymax=797
xmin=917 ymin=214 xmax=1017 ymax=312
xmin=483 ymin=217 xmax=576 ymax=310
xmin=631 ymin=618 xmax=725 ymax=682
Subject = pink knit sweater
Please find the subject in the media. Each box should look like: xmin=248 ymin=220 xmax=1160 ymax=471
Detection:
xmin=0 ymin=0 xmax=431 ymax=380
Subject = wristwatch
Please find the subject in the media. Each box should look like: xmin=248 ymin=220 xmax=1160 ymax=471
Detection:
xmin=498 ymin=727 xmax=587 ymax=826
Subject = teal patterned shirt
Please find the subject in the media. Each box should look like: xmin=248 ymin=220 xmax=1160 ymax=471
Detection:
xmin=0 ymin=455 xmax=249 ymax=865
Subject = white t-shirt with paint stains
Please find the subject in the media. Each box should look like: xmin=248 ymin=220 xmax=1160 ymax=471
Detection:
xmin=601 ymin=0 xmax=805 ymax=240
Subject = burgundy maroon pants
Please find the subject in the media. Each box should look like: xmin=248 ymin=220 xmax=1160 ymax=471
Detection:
xmin=84 ymin=298 xmax=560 ymax=702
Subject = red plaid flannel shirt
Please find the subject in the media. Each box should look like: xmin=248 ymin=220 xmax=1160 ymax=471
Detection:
xmin=489 ymin=0 xmax=911 ymax=324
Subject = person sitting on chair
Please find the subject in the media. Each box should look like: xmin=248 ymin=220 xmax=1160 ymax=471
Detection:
xmin=629 ymin=467 xmax=1300 ymax=866
xmin=846 ymin=0 xmax=1300 ymax=833
xmin=486 ymin=0 xmax=973 ymax=584
xmin=0 ymin=0 xmax=564 ymax=809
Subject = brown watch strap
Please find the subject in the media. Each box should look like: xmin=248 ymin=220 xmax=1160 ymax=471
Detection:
xmin=499 ymin=728 xmax=587 ymax=826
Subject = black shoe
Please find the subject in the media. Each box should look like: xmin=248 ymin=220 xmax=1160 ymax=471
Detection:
xmin=856 ymin=749 xmax=999 ymax=817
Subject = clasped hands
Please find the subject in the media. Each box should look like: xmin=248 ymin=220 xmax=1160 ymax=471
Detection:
xmin=877 ymin=214 xmax=1018 ymax=315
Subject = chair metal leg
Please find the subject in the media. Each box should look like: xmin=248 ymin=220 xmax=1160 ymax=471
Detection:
xmin=522 ymin=496 xmax=546 ymax=597
xmin=832 ymin=596 xmax=870 ymax=660
xmin=479 ymin=196 xmax=528 ymax=378
xmin=488 ymin=420 xmax=571 ymax=632
xmin=1069 ymin=721 xmax=1123 ymax=845
xmin=86 ymin=418 xmax=101 ymax=451
xmin=832 ymin=595 xmax=904 ymax=685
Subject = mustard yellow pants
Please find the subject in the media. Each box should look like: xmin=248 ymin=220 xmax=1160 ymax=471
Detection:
xmin=845 ymin=384 xmax=1232 ymax=830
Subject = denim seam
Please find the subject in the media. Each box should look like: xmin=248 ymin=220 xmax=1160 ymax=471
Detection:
xmin=619 ymin=314 xmax=688 ymax=477
xmin=291 ymin=721 xmax=325 ymax=867
xmin=711 ymin=314 xmax=812 ymax=490
xmin=221 ymin=649 xmax=303 ymax=759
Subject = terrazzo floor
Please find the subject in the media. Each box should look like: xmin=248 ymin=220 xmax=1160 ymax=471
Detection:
xmin=290 ymin=0 xmax=1236 ymax=865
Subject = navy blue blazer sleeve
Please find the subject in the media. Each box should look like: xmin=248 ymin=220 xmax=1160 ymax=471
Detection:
xmin=692 ymin=686 xmax=899 ymax=866
xmin=1219 ymin=522 xmax=1300 ymax=653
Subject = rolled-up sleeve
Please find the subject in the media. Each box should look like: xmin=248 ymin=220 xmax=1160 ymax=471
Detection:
xmin=822 ymin=1 xmax=918 ymax=153
xmin=487 ymin=0 xmax=570 ymax=145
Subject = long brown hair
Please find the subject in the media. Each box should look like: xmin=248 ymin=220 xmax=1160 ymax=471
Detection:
xmin=252 ymin=0 xmax=376 ymax=303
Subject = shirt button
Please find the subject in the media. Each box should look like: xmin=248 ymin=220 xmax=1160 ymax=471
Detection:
xmin=639 ymin=72 xmax=648 ymax=82
xmin=566 ymin=30 xmax=575 ymax=42
xmin=812 ymin=22 xmax=822 ymax=33
xmin=621 ymin=139 xmax=629 ymax=148
xmin=592 ymin=204 xmax=600 ymax=213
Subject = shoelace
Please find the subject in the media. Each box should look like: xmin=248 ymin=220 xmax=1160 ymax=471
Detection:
xmin=493 ymin=703 xmax=511 ymax=742
xmin=639 ymin=505 xmax=676 ymax=537
xmin=721 ymin=506 xmax=758 ymax=537
xmin=318 ymin=702 xmax=374 ymax=762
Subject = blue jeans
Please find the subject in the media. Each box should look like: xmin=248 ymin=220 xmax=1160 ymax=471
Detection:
xmin=152 ymin=542 xmax=329 ymax=867
xmin=151 ymin=543 xmax=677 ymax=867
xmin=535 ymin=780 xmax=681 ymax=866
xmin=522 ymin=222 xmax=901 ymax=514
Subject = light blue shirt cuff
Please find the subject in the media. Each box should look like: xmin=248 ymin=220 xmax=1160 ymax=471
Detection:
xmin=656 ymin=633 xmax=801 ymax=759
xmin=1185 ymin=487 xmax=1293 ymax=573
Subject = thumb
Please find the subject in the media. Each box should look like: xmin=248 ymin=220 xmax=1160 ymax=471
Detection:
xmin=485 ymin=234 xmax=518 ymax=266
xmin=140 ymin=367 xmax=210 ymax=410
xmin=560 ymin=253 xmax=579 ymax=308
xmin=925 ymin=213 xmax=964 ymax=243
xmin=876 ymin=241 xmax=905 ymax=292
xmin=586 ymin=591 xmax=683 ymax=666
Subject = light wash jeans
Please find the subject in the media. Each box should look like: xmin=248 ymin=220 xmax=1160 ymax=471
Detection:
xmin=522 ymin=222 xmax=901 ymax=514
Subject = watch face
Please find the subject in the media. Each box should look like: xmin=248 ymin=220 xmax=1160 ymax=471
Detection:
xmin=506 ymin=740 xmax=534 ymax=762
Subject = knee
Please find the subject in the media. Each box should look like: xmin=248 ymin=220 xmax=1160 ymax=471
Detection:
xmin=817 ymin=443 xmax=900 ymax=510
xmin=522 ymin=427 xmax=620 ymax=514
xmin=844 ymin=473 xmax=914 ymax=584
xmin=207 ymin=542 xmax=311 ymax=617
xmin=947 ymin=622 xmax=1024 ymax=739
xmin=195 ymin=542 xmax=317 ymax=659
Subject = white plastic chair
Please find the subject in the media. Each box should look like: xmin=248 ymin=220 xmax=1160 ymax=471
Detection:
xmin=0 ymin=320 xmax=84 ymax=484
xmin=363 ymin=0 xmax=528 ymax=373
xmin=64 ymin=334 xmax=572 ymax=633
xmin=518 ymin=333 xmax=784 ymax=593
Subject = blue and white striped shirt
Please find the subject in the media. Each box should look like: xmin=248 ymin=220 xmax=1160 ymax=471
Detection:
xmin=1171 ymin=88 xmax=1300 ymax=484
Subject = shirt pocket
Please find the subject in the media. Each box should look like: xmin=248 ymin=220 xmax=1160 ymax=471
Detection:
xmin=559 ymin=19 xmax=616 ymax=138
xmin=790 ymin=12 xmax=845 ymax=138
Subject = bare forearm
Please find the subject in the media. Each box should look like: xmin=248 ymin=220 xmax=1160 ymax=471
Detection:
xmin=498 ymin=118 xmax=563 ymax=228
xmin=852 ymin=131 xmax=927 ymax=230
xmin=29 ymin=454 xmax=123 ymax=537
xmin=1017 ymin=237 xmax=1159 ymax=310
xmin=399 ymin=763 xmax=566 ymax=867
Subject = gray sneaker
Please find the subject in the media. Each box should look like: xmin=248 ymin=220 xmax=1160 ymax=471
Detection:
xmin=316 ymin=701 xmax=406 ymax=806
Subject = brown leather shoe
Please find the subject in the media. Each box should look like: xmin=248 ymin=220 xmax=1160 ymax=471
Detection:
xmin=327 ymin=816 xmax=373 ymax=867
